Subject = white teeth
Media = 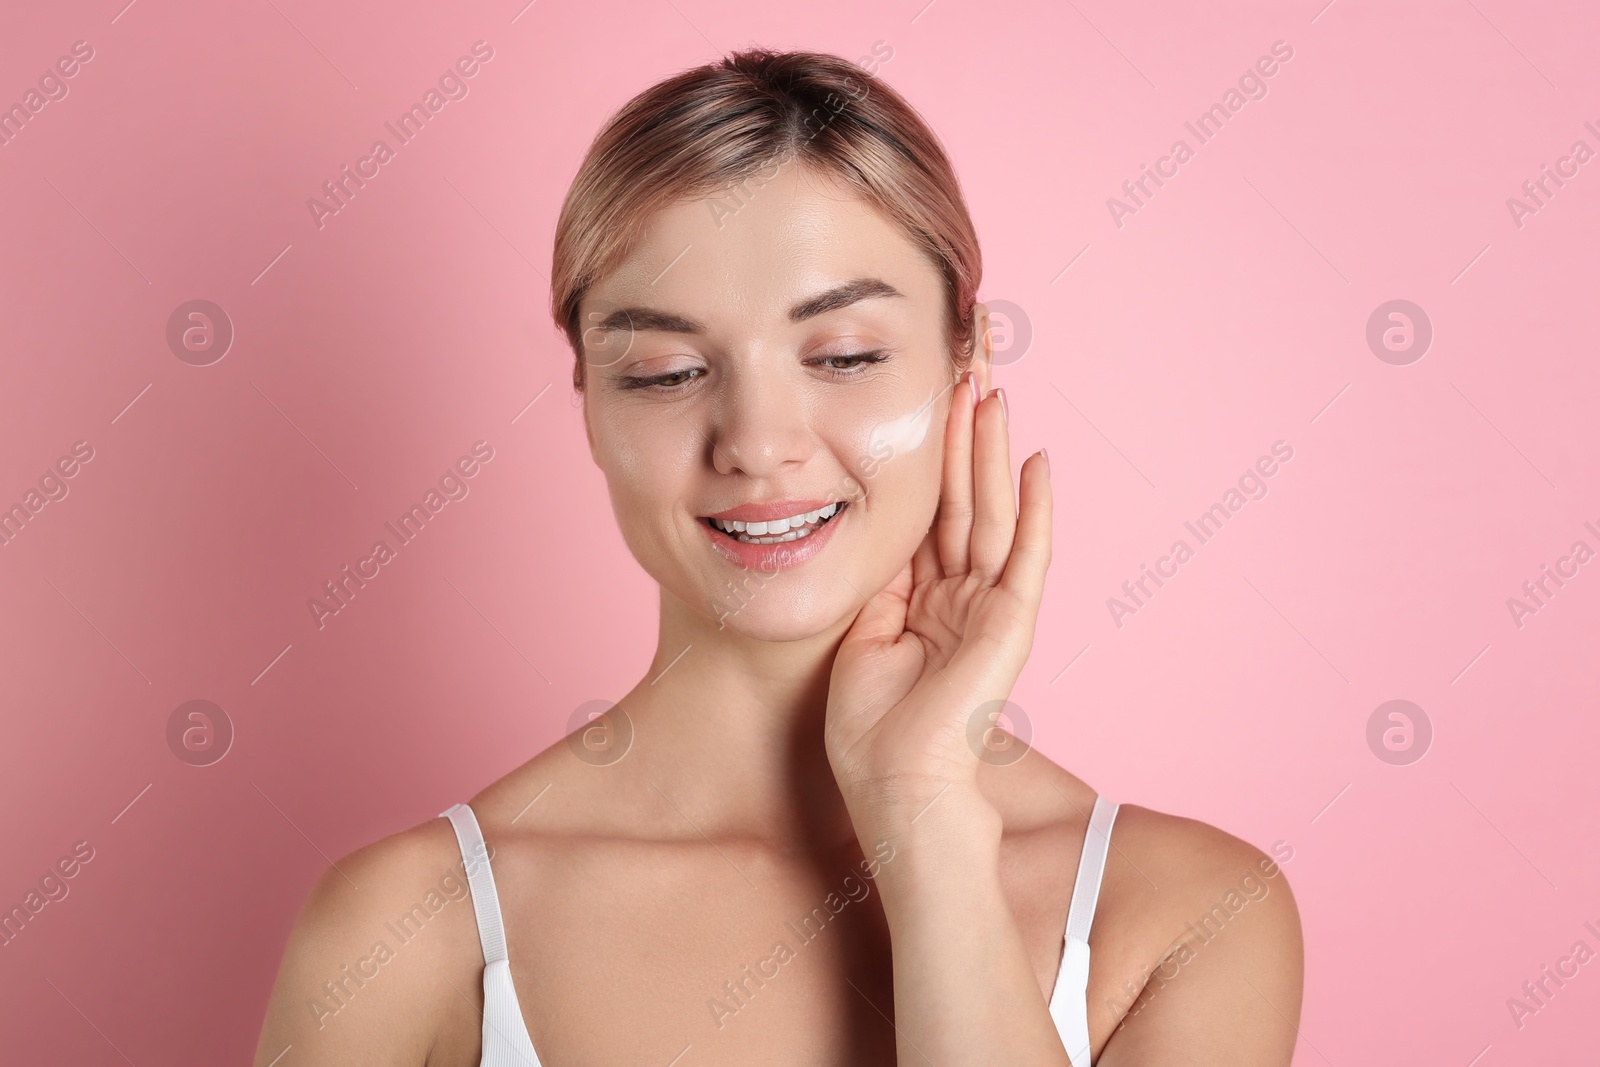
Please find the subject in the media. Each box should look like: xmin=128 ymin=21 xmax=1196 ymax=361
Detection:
xmin=742 ymin=525 xmax=811 ymax=543
xmin=709 ymin=502 xmax=843 ymax=542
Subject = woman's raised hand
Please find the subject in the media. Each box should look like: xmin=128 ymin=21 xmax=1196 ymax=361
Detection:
xmin=823 ymin=303 xmax=1054 ymax=833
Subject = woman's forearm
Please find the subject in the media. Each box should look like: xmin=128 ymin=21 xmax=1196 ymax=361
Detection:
xmin=858 ymin=785 xmax=1074 ymax=1067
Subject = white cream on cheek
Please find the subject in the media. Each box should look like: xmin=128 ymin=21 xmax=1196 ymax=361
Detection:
xmin=867 ymin=386 xmax=940 ymax=459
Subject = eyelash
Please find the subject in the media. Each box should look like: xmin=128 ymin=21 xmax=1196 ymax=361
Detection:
xmin=618 ymin=351 xmax=891 ymax=392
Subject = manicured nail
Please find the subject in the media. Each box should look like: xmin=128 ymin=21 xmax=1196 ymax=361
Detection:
xmin=1040 ymin=447 xmax=1050 ymax=475
xmin=968 ymin=371 xmax=980 ymax=407
xmin=995 ymin=387 xmax=1008 ymax=424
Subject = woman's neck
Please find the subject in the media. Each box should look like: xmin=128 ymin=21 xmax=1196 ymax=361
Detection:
xmin=604 ymin=589 xmax=862 ymax=852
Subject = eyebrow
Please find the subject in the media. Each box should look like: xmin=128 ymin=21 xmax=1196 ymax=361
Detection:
xmin=587 ymin=277 xmax=905 ymax=336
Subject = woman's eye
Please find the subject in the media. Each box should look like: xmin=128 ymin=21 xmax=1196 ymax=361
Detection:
xmin=618 ymin=351 xmax=889 ymax=392
xmin=812 ymin=350 xmax=890 ymax=375
xmin=619 ymin=367 xmax=703 ymax=391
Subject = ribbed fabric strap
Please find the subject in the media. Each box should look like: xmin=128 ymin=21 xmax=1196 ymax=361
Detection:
xmin=1047 ymin=795 xmax=1120 ymax=1067
xmin=441 ymin=803 xmax=509 ymax=963
xmin=440 ymin=803 xmax=543 ymax=1067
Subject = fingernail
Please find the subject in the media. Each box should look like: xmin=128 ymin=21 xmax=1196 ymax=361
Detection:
xmin=995 ymin=387 xmax=1008 ymax=424
xmin=1040 ymin=447 xmax=1050 ymax=475
xmin=968 ymin=371 xmax=980 ymax=407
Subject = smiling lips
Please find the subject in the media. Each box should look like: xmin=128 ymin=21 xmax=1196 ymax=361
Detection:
xmin=698 ymin=499 xmax=850 ymax=570
xmin=704 ymin=501 xmax=847 ymax=544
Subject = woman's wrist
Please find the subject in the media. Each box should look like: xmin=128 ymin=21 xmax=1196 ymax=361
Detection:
xmin=844 ymin=772 xmax=996 ymax=837
xmin=848 ymin=780 xmax=1005 ymax=913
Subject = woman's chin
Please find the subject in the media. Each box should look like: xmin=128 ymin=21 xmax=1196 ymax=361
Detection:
xmin=703 ymin=596 xmax=857 ymax=643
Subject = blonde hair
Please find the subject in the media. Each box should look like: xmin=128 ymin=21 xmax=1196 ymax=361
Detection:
xmin=549 ymin=47 xmax=982 ymax=392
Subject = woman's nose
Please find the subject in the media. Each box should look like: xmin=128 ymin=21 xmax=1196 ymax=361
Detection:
xmin=707 ymin=377 xmax=815 ymax=478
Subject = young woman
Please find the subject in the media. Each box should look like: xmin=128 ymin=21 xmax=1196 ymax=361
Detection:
xmin=255 ymin=48 xmax=1303 ymax=1066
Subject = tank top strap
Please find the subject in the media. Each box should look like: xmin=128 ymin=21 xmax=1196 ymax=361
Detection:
xmin=1065 ymin=794 xmax=1119 ymax=944
xmin=1048 ymin=794 xmax=1121 ymax=1067
xmin=440 ymin=802 xmax=509 ymax=965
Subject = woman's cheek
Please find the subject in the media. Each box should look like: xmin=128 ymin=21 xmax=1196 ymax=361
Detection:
xmin=849 ymin=386 xmax=942 ymax=487
xmin=866 ymin=393 xmax=937 ymax=462
xmin=596 ymin=409 xmax=693 ymax=484
xmin=597 ymin=420 xmax=697 ymax=554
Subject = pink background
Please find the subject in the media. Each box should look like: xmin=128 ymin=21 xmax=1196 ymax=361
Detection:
xmin=2 ymin=0 xmax=1597 ymax=1062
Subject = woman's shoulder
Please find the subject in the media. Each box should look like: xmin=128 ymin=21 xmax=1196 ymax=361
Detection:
xmin=984 ymin=744 xmax=1297 ymax=897
xmin=289 ymin=810 xmax=484 ymax=955
xmin=982 ymin=747 xmax=1303 ymax=1019
xmin=253 ymin=810 xmax=486 ymax=1066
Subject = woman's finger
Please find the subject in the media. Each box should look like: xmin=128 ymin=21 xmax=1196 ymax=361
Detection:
xmin=937 ymin=368 xmax=977 ymax=575
xmin=968 ymin=386 xmax=1016 ymax=583
xmin=999 ymin=449 xmax=1052 ymax=605
xmin=937 ymin=304 xmax=993 ymax=576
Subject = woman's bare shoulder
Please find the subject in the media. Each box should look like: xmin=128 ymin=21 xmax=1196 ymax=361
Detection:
xmin=1109 ymin=802 xmax=1294 ymax=890
xmin=1095 ymin=803 xmax=1304 ymax=1058
xmin=982 ymin=744 xmax=1296 ymax=901
xmin=981 ymin=745 xmax=1304 ymax=1056
xmin=253 ymin=812 xmax=485 ymax=1067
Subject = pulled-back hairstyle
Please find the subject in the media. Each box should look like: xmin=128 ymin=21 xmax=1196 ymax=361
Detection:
xmin=549 ymin=47 xmax=982 ymax=392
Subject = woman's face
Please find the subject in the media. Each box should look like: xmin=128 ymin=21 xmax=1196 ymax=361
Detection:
xmin=579 ymin=163 xmax=960 ymax=641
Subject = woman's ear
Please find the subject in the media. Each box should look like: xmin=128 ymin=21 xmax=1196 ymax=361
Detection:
xmin=970 ymin=301 xmax=994 ymax=397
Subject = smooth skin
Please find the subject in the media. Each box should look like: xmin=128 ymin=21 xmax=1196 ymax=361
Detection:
xmin=254 ymin=164 xmax=1303 ymax=1066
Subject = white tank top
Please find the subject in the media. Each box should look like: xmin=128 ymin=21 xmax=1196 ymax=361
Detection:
xmin=440 ymin=794 xmax=1119 ymax=1066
